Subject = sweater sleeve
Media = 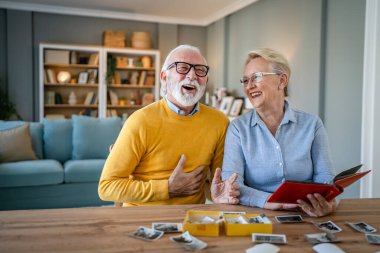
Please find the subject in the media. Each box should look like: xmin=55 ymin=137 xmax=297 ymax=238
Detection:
xmin=98 ymin=112 xmax=170 ymax=203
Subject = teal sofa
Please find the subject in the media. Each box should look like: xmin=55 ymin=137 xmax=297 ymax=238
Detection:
xmin=0 ymin=116 xmax=122 ymax=210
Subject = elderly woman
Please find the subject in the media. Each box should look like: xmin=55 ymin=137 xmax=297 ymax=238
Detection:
xmin=222 ymin=48 xmax=336 ymax=217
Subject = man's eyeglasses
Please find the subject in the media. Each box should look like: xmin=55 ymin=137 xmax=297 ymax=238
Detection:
xmin=167 ymin=61 xmax=209 ymax=77
xmin=240 ymin=72 xmax=280 ymax=87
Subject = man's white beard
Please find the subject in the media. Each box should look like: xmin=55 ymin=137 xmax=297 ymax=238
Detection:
xmin=167 ymin=77 xmax=206 ymax=107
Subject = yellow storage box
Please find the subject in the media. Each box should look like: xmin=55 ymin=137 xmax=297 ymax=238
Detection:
xmin=223 ymin=213 xmax=272 ymax=236
xmin=183 ymin=210 xmax=221 ymax=237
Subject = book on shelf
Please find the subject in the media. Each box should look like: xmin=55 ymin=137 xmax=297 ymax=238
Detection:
xmin=84 ymin=92 xmax=95 ymax=105
xmin=144 ymin=71 xmax=155 ymax=86
xmin=90 ymin=93 xmax=98 ymax=105
xmin=46 ymin=69 xmax=57 ymax=83
xmin=267 ymin=164 xmax=370 ymax=204
xmin=88 ymin=53 xmax=99 ymax=65
xmin=130 ymin=71 xmax=139 ymax=84
xmin=138 ymin=71 xmax=147 ymax=86
xmin=108 ymin=90 xmax=119 ymax=105
xmin=45 ymin=91 xmax=56 ymax=105
xmin=55 ymin=93 xmax=63 ymax=104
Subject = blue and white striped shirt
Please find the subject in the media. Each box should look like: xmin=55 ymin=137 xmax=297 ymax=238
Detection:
xmin=221 ymin=101 xmax=335 ymax=208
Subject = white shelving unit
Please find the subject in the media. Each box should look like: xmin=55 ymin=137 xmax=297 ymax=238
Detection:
xmin=39 ymin=43 xmax=160 ymax=120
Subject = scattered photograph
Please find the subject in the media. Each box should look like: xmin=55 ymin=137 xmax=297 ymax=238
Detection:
xmin=366 ymin=233 xmax=380 ymax=244
xmin=170 ymin=231 xmax=208 ymax=251
xmin=189 ymin=215 xmax=217 ymax=224
xmin=252 ymin=233 xmax=287 ymax=244
xmin=152 ymin=223 xmax=183 ymax=233
xmin=275 ymin=215 xmax=304 ymax=223
xmin=305 ymin=233 xmax=341 ymax=244
xmin=248 ymin=215 xmax=265 ymax=224
xmin=129 ymin=226 xmax=164 ymax=242
xmin=225 ymin=215 xmax=248 ymax=224
xmin=347 ymin=222 xmax=377 ymax=233
xmin=316 ymin=221 xmax=342 ymax=234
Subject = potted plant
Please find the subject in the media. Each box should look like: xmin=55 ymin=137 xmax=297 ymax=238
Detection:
xmin=0 ymin=85 xmax=22 ymax=120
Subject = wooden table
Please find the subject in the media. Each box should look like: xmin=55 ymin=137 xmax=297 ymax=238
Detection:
xmin=1 ymin=199 xmax=380 ymax=252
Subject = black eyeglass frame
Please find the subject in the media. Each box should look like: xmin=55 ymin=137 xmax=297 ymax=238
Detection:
xmin=167 ymin=61 xmax=209 ymax=77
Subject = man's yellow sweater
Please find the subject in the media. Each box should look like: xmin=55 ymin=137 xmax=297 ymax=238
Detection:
xmin=98 ymin=98 xmax=229 ymax=206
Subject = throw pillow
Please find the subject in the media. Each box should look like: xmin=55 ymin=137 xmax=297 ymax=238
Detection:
xmin=0 ymin=124 xmax=37 ymax=163
xmin=43 ymin=119 xmax=73 ymax=163
xmin=72 ymin=115 xmax=122 ymax=159
xmin=0 ymin=121 xmax=44 ymax=159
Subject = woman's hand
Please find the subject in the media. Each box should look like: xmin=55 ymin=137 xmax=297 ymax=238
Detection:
xmin=264 ymin=201 xmax=298 ymax=210
xmin=297 ymin=193 xmax=336 ymax=217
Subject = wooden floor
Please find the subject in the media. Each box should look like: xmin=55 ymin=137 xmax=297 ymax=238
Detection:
xmin=0 ymin=198 xmax=380 ymax=252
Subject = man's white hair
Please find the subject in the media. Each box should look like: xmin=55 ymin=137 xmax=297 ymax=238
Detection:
xmin=160 ymin=45 xmax=207 ymax=97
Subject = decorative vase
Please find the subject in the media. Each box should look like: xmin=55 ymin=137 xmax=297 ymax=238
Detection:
xmin=68 ymin=91 xmax=77 ymax=105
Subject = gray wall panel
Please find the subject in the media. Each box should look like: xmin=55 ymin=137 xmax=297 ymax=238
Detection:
xmin=7 ymin=10 xmax=33 ymax=121
xmin=324 ymin=0 xmax=365 ymax=198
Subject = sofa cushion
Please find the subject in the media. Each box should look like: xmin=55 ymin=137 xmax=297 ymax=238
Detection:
xmin=0 ymin=159 xmax=63 ymax=187
xmin=64 ymin=159 xmax=105 ymax=183
xmin=0 ymin=125 xmax=38 ymax=163
xmin=43 ymin=119 xmax=72 ymax=163
xmin=0 ymin=121 xmax=44 ymax=159
xmin=72 ymin=115 xmax=121 ymax=159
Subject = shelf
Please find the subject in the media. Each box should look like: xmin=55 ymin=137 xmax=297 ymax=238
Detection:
xmin=45 ymin=83 xmax=98 ymax=88
xmin=40 ymin=43 xmax=160 ymax=120
xmin=107 ymin=105 xmax=143 ymax=109
xmin=115 ymin=66 xmax=155 ymax=71
xmin=108 ymin=85 xmax=155 ymax=89
xmin=44 ymin=104 xmax=98 ymax=108
xmin=44 ymin=64 xmax=98 ymax=68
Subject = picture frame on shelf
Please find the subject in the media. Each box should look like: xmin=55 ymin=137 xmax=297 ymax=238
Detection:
xmin=87 ymin=69 xmax=98 ymax=84
xmin=219 ymin=96 xmax=234 ymax=115
xmin=229 ymin=98 xmax=244 ymax=116
xmin=78 ymin=72 xmax=89 ymax=84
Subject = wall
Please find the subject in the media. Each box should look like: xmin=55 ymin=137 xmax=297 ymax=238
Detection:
xmin=324 ymin=0 xmax=365 ymax=198
xmin=206 ymin=0 xmax=365 ymax=198
xmin=0 ymin=10 xmax=207 ymax=120
xmin=0 ymin=9 xmax=6 ymax=91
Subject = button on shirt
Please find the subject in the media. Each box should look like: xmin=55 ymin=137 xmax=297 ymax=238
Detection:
xmin=221 ymin=101 xmax=335 ymax=208
xmin=165 ymin=96 xmax=199 ymax=116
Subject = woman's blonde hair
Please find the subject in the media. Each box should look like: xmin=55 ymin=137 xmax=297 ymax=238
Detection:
xmin=245 ymin=48 xmax=291 ymax=96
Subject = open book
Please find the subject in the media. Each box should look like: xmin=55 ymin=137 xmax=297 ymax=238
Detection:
xmin=267 ymin=165 xmax=370 ymax=204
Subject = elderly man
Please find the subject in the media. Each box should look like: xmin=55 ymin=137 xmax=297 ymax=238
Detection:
xmin=99 ymin=45 xmax=239 ymax=206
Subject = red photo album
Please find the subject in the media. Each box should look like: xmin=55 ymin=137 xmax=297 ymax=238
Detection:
xmin=267 ymin=165 xmax=370 ymax=204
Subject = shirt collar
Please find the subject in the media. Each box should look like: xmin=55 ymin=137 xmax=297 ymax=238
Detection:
xmin=250 ymin=100 xmax=297 ymax=127
xmin=165 ymin=96 xmax=199 ymax=116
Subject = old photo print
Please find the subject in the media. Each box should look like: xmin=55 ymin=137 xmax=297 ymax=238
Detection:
xmin=129 ymin=226 xmax=164 ymax=241
xmin=275 ymin=215 xmax=304 ymax=223
xmin=365 ymin=233 xmax=380 ymax=244
xmin=170 ymin=231 xmax=208 ymax=250
xmin=252 ymin=233 xmax=287 ymax=244
xmin=316 ymin=221 xmax=342 ymax=233
xmin=305 ymin=233 xmax=341 ymax=244
xmin=347 ymin=222 xmax=377 ymax=233
xmin=152 ymin=222 xmax=183 ymax=233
